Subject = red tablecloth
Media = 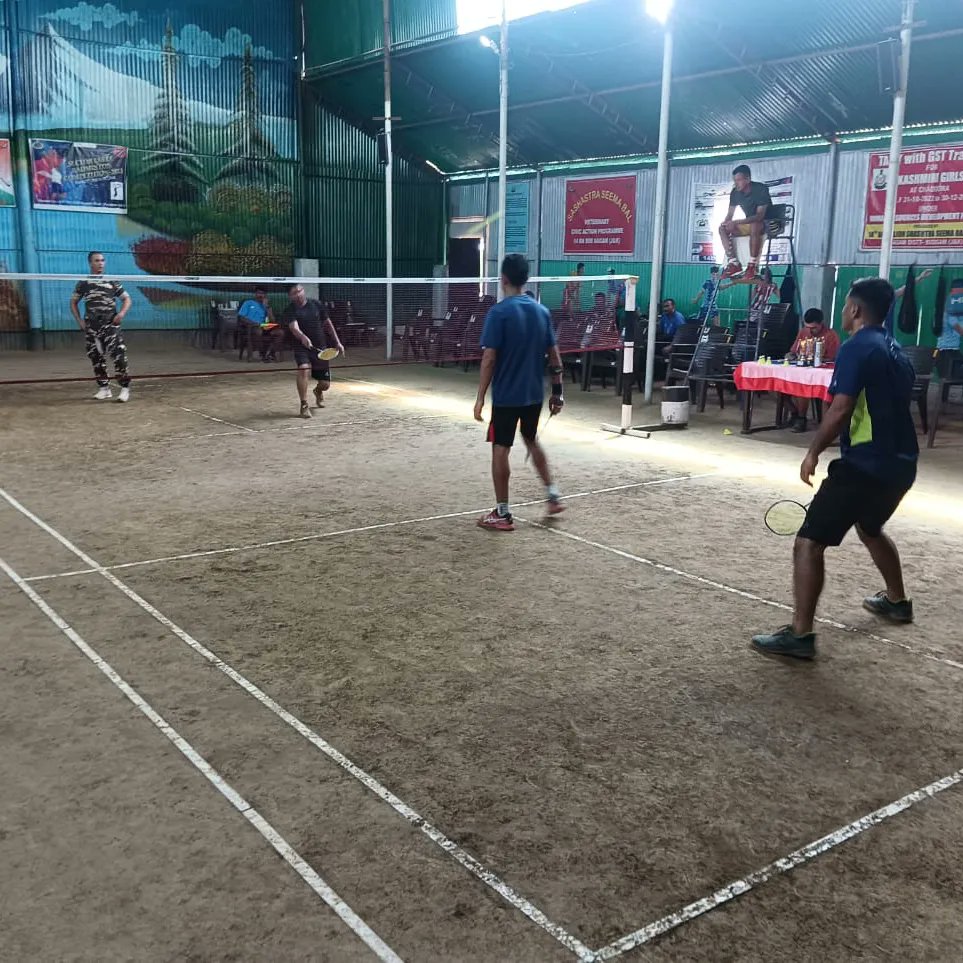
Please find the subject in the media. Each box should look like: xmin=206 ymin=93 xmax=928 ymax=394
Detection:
xmin=734 ymin=361 xmax=834 ymax=402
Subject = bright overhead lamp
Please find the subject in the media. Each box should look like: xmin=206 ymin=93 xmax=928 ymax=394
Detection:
xmin=479 ymin=34 xmax=500 ymax=53
xmin=645 ymin=0 xmax=674 ymax=24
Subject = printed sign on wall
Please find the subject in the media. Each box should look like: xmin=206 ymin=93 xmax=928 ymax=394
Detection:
xmin=564 ymin=175 xmax=637 ymax=255
xmin=30 ymin=139 xmax=128 ymax=214
xmin=862 ymin=145 xmax=963 ymax=250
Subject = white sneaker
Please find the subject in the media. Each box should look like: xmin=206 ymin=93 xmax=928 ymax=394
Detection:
xmin=95 ymin=386 xmax=112 ymax=401
xmin=118 ymin=386 xmax=131 ymax=403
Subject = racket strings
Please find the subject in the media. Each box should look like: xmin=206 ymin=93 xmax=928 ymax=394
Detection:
xmin=765 ymin=500 xmax=808 ymax=536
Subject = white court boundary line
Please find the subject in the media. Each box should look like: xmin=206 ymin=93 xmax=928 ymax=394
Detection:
xmin=518 ymin=518 xmax=963 ymax=673
xmin=0 ymin=486 xmax=596 ymax=962
xmin=595 ymin=766 xmax=963 ymax=959
xmin=0 ymin=553 xmax=402 ymax=963
xmin=24 ymin=474 xmax=713 ymax=583
xmin=174 ymin=404 xmax=257 ymax=433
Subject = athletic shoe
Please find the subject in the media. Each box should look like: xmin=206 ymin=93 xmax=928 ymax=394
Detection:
xmin=720 ymin=261 xmax=743 ymax=280
xmin=314 ymin=385 xmax=325 ymax=408
xmin=300 ymin=401 xmax=312 ymax=419
xmin=94 ymin=386 xmax=112 ymax=400
xmin=477 ymin=510 xmax=515 ymax=532
xmin=862 ymin=591 xmax=914 ymax=624
xmin=546 ymin=498 xmax=566 ymax=517
xmin=790 ymin=415 xmax=808 ymax=433
xmin=118 ymin=386 xmax=131 ymax=403
xmin=742 ymin=263 xmax=758 ymax=282
xmin=751 ymin=625 xmax=816 ymax=660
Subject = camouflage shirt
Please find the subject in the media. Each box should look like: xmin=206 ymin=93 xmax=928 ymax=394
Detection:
xmin=74 ymin=278 xmax=126 ymax=324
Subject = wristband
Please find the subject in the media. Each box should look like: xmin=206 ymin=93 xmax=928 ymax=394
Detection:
xmin=551 ymin=384 xmax=563 ymax=398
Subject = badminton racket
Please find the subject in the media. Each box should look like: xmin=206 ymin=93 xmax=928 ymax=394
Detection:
xmin=525 ymin=410 xmax=556 ymax=462
xmin=764 ymin=499 xmax=809 ymax=536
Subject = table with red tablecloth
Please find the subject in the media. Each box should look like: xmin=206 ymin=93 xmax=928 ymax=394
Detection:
xmin=733 ymin=361 xmax=834 ymax=433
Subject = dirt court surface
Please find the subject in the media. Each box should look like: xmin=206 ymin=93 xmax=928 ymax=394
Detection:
xmin=1 ymin=355 xmax=962 ymax=962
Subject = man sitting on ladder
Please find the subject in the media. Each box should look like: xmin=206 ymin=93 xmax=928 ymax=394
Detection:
xmin=718 ymin=164 xmax=772 ymax=283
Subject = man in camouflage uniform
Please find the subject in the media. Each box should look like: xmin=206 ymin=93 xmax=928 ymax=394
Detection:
xmin=70 ymin=251 xmax=133 ymax=402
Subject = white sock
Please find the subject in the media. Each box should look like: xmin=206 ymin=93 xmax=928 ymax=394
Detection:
xmin=497 ymin=502 xmax=511 ymax=517
xmin=547 ymin=484 xmax=560 ymax=501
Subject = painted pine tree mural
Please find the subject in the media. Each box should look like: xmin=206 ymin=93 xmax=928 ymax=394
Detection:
xmin=216 ymin=45 xmax=279 ymax=186
xmin=143 ymin=21 xmax=206 ymax=203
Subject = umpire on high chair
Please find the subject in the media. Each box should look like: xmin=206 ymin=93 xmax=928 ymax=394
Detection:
xmin=70 ymin=251 xmax=133 ymax=403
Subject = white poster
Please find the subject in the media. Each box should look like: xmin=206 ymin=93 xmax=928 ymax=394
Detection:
xmin=690 ymin=174 xmax=795 ymax=263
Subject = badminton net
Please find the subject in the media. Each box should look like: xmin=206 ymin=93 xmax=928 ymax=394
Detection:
xmin=0 ymin=271 xmax=635 ymax=385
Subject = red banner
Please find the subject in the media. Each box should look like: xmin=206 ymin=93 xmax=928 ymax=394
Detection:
xmin=564 ymin=175 xmax=637 ymax=255
xmin=862 ymin=144 xmax=963 ymax=250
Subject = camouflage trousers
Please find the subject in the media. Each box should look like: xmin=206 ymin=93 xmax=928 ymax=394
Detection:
xmin=86 ymin=324 xmax=131 ymax=388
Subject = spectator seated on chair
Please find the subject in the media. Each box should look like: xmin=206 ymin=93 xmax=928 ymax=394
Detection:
xmin=786 ymin=308 xmax=841 ymax=433
xmin=238 ymin=287 xmax=282 ymax=361
xmin=581 ymin=292 xmax=620 ymax=348
xmin=658 ymin=298 xmax=687 ymax=340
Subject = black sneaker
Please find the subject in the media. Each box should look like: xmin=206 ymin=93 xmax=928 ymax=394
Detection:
xmin=751 ymin=625 xmax=816 ymax=660
xmin=790 ymin=416 xmax=808 ymax=433
xmin=863 ymin=591 xmax=914 ymax=624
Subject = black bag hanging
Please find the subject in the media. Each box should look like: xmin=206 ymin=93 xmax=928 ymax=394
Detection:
xmin=897 ymin=263 xmax=918 ymax=334
xmin=933 ymin=266 xmax=946 ymax=337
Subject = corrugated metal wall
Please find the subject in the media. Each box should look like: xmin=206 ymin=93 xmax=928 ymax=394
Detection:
xmin=302 ymin=101 xmax=444 ymax=276
xmin=450 ymin=139 xmax=963 ymax=279
xmin=304 ymin=0 xmax=457 ymax=70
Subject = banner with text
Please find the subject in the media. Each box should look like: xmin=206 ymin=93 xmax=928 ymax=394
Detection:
xmin=564 ymin=175 xmax=637 ymax=255
xmin=690 ymin=174 xmax=795 ymax=263
xmin=0 ymin=140 xmax=14 ymax=207
xmin=862 ymin=144 xmax=963 ymax=250
xmin=505 ymin=181 xmax=530 ymax=255
xmin=30 ymin=139 xmax=128 ymax=214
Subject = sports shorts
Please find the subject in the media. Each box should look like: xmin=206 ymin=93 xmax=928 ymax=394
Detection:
xmin=487 ymin=403 xmax=541 ymax=448
xmin=293 ymin=346 xmax=330 ymax=380
xmin=798 ymin=458 xmax=912 ymax=547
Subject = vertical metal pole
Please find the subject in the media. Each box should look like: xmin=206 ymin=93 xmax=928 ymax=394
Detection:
xmin=8 ymin=0 xmax=44 ymax=344
xmin=496 ymin=0 xmax=509 ymax=298
xmin=534 ymin=166 xmax=543 ymax=298
xmin=441 ymin=175 xmax=449 ymax=267
xmin=820 ymin=138 xmax=841 ymax=321
xmin=383 ymin=0 xmax=394 ymax=358
xmin=644 ymin=26 xmax=673 ymax=403
xmin=879 ymin=0 xmax=915 ymax=281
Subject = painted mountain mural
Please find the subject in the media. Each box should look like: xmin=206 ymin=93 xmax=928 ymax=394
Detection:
xmin=4 ymin=0 xmax=298 ymax=306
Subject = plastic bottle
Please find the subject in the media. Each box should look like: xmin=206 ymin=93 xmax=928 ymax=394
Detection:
xmin=814 ymin=338 xmax=824 ymax=368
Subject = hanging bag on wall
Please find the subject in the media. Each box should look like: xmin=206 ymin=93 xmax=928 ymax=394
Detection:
xmin=897 ymin=263 xmax=918 ymax=334
xmin=932 ymin=267 xmax=946 ymax=337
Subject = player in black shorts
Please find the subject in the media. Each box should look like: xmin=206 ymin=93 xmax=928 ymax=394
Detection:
xmin=282 ymin=284 xmax=345 ymax=419
xmin=752 ymin=278 xmax=919 ymax=659
xmin=473 ymin=254 xmax=565 ymax=532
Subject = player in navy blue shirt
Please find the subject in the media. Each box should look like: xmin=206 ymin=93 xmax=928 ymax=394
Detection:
xmin=753 ymin=277 xmax=919 ymax=659
xmin=474 ymin=255 xmax=566 ymax=531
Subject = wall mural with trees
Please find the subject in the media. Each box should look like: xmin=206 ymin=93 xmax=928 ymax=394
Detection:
xmin=1 ymin=0 xmax=298 ymax=328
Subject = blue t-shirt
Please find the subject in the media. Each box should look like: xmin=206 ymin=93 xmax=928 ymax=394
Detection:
xmin=697 ymin=280 xmax=719 ymax=321
xmin=238 ymin=299 xmax=268 ymax=325
xmin=659 ymin=310 xmax=686 ymax=338
xmin=480 ymin=295 xmax=557 ymax=407
xmin=937 ymin=311 xmax=963 ymax=351
xmin=828 ymin=326 xmax=918 ymax=487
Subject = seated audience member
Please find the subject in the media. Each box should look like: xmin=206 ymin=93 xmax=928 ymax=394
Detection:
xmin=658 ymin=298 xmax=687 ymax=339
xmin=786 ymin=308 xmax=841 ymax=433
xmin=581 ymin=291 xmax=619 ymax=348
xmin=937 ymin=278 xmax=963 ymax=381
xmin=238 ymin=287 xmax=282 ymax=361
xmin=607 ymin=267 xmax=626 ymax=310
xmin=749 ymin=267 xmax=779 ymax=313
